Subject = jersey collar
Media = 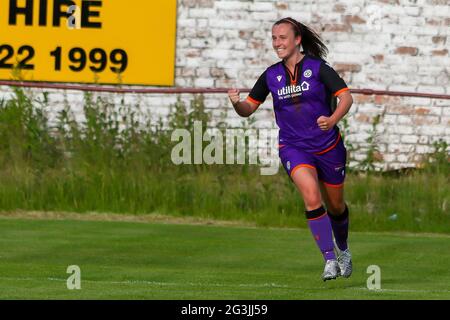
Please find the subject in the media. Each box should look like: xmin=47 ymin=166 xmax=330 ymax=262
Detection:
xmin=282 ymin=52 xmax=307 ymax=85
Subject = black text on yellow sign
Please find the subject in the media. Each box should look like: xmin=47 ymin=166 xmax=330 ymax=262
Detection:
xmin=0 ymin=0 xmax=177 ymax=86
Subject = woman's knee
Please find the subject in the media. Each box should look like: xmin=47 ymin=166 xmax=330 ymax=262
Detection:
xmin=301 ymin=188 xmax=322 ymax=210
xmin=291 ymin=168 xmax=322 ymax=209
xmin=327 ymin=200 xmax=346 ymax=215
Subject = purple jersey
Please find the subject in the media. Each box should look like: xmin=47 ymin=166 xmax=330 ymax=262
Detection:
xmin=248 ymin=55 xmax=349 ymax=154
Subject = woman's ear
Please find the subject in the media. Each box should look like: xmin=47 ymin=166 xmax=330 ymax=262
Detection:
xmin=296 ymin=36 xmax=302 ymax=47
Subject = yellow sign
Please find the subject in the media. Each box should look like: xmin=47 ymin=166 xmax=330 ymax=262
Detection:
xmin=0 ymin=0 xmax=177 ymax=86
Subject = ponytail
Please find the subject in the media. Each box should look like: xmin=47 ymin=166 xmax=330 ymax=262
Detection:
xmin=274 ymin=17 xmax=328 ymax=60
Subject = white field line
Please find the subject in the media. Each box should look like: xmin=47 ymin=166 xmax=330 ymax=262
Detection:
xmin=352 ymin=288 xmax=450 ymax=294
xmin=47 ymin=277 xmax=291 ymax=289
xmin=1 ymin=277 xmax=450 ymax=294
xmin=0 ymin=276 xmax=289 ymax=289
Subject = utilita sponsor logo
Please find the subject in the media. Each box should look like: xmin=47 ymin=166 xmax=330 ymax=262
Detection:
xmin=277 ymin=81 xmax=310 ymax=96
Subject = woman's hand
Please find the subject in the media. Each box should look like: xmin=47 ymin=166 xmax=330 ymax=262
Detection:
xmin=228 ymin=89 xmax=259 ymax=118
xmin=228 ymin=88 xmax=241 ymax=106
xmin=317 ymin=116 xmax=336 ymax=131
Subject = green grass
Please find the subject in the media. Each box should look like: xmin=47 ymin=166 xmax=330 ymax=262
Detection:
xmin=0 ymin=216 xmax=449 ymax=299
xmin=0 ymin=168 xmax=448 ymax=233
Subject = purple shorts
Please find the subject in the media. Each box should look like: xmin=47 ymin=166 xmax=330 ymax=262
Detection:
xmin=279 ymin=135 xmax=347 ymax=187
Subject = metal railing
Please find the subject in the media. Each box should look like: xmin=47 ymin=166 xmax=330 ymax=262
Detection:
xmin=0 ymin=80 xmax=449 ymax=99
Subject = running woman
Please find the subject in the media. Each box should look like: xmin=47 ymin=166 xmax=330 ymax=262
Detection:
xmin=228 ymin=17 xmax=354 ymax=281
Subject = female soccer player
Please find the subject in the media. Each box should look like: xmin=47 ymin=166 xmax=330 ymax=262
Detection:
xmin=228 ymin=17 xmax=353 ymax=281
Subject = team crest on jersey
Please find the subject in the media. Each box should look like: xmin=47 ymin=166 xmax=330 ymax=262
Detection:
xmin=286 ymin=161 xmax=291 ymax=170
xmin=303 ymin=69 xmax=312 ymax=78
xmin=277 ymin=75 xmax=283 ymax=82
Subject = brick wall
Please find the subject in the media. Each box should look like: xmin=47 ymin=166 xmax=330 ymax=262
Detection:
xmin=1 ymin=0 xmax=449 ymax=170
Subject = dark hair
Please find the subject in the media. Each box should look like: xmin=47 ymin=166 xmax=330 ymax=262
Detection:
xmin=274 ymin=17 xmax=328 ymax=60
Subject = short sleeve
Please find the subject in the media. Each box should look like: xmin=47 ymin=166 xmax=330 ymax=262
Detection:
xmin=319 ymin=62 xmax=349 ymax=97
xmin=247 ymin=70 xmax=270 ymax=105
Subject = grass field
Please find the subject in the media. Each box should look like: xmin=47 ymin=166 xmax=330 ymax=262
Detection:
xmin=1 ymin=213 xmax=449 ymax=300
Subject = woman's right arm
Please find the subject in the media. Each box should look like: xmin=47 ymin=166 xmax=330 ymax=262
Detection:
xmin=228 ymin=88 xmax=260 ymax=117
xmin=228 ymin=70 xmax=269 ymax=118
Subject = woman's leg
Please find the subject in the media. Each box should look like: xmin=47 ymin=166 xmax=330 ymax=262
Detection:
xmin=314 ymin=137 xmax=349 ymax=252
xmin=319 ymin=182 xmax=352 ymax=278
xmin=319 ymin=182 xmax=349 ymax=251
xmin=279 ymin=146 xmax=341 ymax=280
xmin=291 ymin=166 xmax=336 ymax=262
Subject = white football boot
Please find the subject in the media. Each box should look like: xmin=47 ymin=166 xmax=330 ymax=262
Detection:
xmin=322 ymin=259 xmax=341 ymax=281
xmin=334 ymin=240 xmax=353 ymax=278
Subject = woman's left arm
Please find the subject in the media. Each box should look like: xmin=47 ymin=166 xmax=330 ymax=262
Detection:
xmin=317 ymin=90 xmax=353 ymax=131
xmin=330 ymin=90 xmax=353 ymax=124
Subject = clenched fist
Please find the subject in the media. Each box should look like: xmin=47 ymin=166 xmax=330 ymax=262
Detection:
xmin=228 ymin=88 xmax=241 ymax=106
xmin=317 ymin=115 xmax=336 ymax=131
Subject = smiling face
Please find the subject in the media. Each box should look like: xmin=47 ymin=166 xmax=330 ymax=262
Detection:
xmin=272 ymin=23 xmax=301 ymax=60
